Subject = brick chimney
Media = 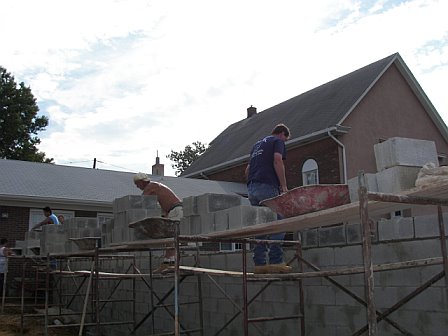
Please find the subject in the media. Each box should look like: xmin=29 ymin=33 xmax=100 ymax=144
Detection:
xmin=152 ymin=151 xmax=164 ymax=176
xmin=247 ymin=105 xmax=257 ymax=118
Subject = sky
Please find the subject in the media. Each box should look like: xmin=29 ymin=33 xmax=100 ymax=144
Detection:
xmin=1 ymin=0 xmax=447 ymax=177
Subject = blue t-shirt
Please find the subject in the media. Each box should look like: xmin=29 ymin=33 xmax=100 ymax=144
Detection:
xmin=48 ymin=214 xmax=60 ymax=225
xmin=247 ymin=135 xmax=286 ymax=187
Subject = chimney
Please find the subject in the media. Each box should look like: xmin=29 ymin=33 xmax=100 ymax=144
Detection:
xmin=152 ymin=151 xmax=165 ymax=176
xmin=247 ymin=105 xmax=257 ymax=118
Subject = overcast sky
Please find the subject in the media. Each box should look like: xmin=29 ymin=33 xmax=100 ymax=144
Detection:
xmin=1 ymin=0 xmax=447 ymax=176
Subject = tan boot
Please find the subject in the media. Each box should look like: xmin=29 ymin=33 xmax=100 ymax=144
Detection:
xmin=267 ymin=263 xmax=292 ymax=274
xmin=253 ymin=265 xmax=270 ymax=274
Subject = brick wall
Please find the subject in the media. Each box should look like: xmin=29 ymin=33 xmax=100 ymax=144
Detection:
xmin=208 ymin=137 xmax=342 ymax=188
xmin=0 ymin=206 xmax=31 ymax=286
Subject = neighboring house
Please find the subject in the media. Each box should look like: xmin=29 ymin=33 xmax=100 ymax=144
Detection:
xmin=0 ymin=159 xmax=247 ymax=246
xmin=181 ymin=53 xmax=448 ymax=189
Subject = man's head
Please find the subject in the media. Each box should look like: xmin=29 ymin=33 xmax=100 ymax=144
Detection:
xmin=134 ymin=172 xmax=150 ymax=190
xmin=272 ymin=123 xmax=290 ymax=141
xmin=0 ymin=238 xmax=7 ymax=246
xmin=43 ymin=206 xmax=52 ymax=216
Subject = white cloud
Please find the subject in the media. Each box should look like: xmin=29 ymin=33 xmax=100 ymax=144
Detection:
xmin=1 ymin=0 xmax=448 ymax=176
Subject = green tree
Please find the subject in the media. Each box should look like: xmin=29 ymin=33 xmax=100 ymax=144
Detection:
xmin=0 ymin=66 xmax=53 ymax=162
xmin=167 ymin=141 xmax=208 ymax=176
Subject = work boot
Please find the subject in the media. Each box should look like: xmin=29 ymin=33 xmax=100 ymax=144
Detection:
xmin=254 ymin=263 xmax=292 ymax=274
xmin=253 ymin=264 xmax=270 ymax=274
xmin=154 ymin=261 xmax=175 ymax=274
xmin=267 ymin=263 xmax=292 ymax=274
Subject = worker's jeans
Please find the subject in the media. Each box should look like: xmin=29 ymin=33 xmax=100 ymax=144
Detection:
xmin=247 ymin=182 xmax=285 ymax=266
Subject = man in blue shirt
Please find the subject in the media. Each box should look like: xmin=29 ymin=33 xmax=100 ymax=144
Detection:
xmin=245 ymin=123 xmax=292 ymax=274
xmin=32 ymin=206 xmax=60 ymax=230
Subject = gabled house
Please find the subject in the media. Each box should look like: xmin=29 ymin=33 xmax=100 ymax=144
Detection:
xmin=181 ymin=53 xmax=448 ymax=188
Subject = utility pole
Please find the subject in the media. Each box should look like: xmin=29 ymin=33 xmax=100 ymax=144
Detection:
xmin=93 ymin=158 xmax=97 ymax=169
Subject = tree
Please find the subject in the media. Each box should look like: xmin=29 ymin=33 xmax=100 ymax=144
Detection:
xmin=0 ymin=66 xmax=53 ymax=163
xmin=167 ymin=141 xmax=209 ymax=176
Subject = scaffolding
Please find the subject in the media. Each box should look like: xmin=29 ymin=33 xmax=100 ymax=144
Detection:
xmin=2 ymin=172 xmax=448 ymax=335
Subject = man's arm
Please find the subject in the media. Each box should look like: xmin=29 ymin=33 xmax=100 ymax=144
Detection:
xmin=273 ymin=152 xmax=288 ymax=193
xmin=31 ymin=217 xmax=51 ymax=230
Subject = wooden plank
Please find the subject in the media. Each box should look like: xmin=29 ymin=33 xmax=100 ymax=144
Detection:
xmin=179 ymin=257 xmax=442 ymax=279
xmin=179 ymin=265 xmax=253 ymax=277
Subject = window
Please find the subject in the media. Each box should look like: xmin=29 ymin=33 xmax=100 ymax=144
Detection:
xmin=97 ymin=213 xmax=114 ymax=226
xmin=219 ymin=242 xmax=243 ymax=251
xmin=302 ymin=159 xmax=319 ymax=185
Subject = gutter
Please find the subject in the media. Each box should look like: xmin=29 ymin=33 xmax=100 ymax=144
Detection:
xmin=184 ymin=125 xmax=350 ymax=178
xmin=327 ymin=129 xmax=348 ymax=184
xmin=0 ymin=194 xmax=114 ymax=212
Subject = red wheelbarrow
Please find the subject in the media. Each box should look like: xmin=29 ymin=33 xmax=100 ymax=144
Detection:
xmin=260 ymin=184 xmax=350 ymax=218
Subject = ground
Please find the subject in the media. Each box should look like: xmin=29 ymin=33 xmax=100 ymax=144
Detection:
xmin=0 ymin=306 xmax=78 ymax=336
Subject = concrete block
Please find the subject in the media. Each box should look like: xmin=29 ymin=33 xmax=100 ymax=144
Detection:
xmin=113 ymin=195 xmax=159 ymax=213
xmin=334 ymin=245 xmax=363 ymax=266
xmin=378 ymin=216 xmax=414 ymax=241
xmin=376 ymin=166 xmax=420 ymax=193
xmin=374 ymin=137 xmax=438 ymax=171
xmin=347 ymin=173 xmax=378 ymax=202
xmin=179 ymin=217 xmax=192 ymax=235
xmin=229 ymin=205 xmax=276 ymax=228
xmin=302 ymin=229 xmax=318 ymax=248
xmin=182 ymin=196 xmax=197 ymax=217
xmin=318 ymin=225 xmax=346 ymax=246
xmin=196 ymin=193 xmax=242 ymax=214
xmin=25 ymin=231 xmax=41 ymax=240
xmin=414 ymin=213 xmax=448 ymax=238
xmin=199 ymin=213 xmax=215 ymax=234
xmin=346 ymin=223 xmax=361 ymax=244
xmin=14 ymin=240 xmax=26 ymax=248
xmin=214 ymin=210 xmax=229 ymax=231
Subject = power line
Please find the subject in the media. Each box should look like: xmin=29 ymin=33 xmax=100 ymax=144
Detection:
xmin=96 ymin=160 xmax=138 ymax=172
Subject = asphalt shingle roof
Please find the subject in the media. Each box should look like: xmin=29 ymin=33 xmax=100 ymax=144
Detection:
xmin=182 ymin=53 xmax=398 ymax=177
xmin=0 ymin=159 xmax=247 ymax=204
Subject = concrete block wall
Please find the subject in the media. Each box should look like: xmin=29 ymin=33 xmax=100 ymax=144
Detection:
xmin=56 ymin=218 xmax=448 ymax=336
xmin=40 ymin=224 xmax=68 ymax=255
xmin=374 ymin=137 xmax=439 ymax=171
xmin=181 ymin=193 xmax=275 ymax=235
xmin=66 ymin=233 xmax=448 ymax=336
xmin=349 ymin=137 xmax=439 ymax=201
xmin=302 ymin=212 xmax=448 ymax=249
xmin=112 ymin=195 xmax=161 ymax=244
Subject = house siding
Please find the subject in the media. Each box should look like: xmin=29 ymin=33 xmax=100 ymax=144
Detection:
xmin=341 ymin=63 xmax=448 ymax=180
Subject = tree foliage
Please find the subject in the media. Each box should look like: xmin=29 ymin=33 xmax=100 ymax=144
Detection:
xmin=167 ymin=141 xmax=209 ymax=176
xmin=0 ymin=66 xmax=52 ymax=162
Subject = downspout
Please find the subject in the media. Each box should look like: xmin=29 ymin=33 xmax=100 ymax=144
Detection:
xmin=327 ymin=131 xmax=347 ymax=184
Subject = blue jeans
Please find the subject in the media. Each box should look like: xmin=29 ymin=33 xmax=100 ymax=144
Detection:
xmin=247 ymin=182 xmax=285 ymax=266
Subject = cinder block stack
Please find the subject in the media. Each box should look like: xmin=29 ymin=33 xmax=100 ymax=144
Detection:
xmin=349 ymin=137 xmax=439 ymax=201
xmin=63 ymin=217 xmax=101 ymax=253
xmin=181 ymin=193 xmax=275 ymax=235
xmin=40 ymin=224 xmax=68 ymax=255
xmin=111 ymin=195 xmax=161 ymax=243
xmin=24 ymin=230 xmax=41 ymax=255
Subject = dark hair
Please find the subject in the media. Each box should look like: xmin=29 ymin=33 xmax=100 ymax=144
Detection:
xmin=272 ymin=123 xmax=290 ymax=138
xmin=43 ymin=206 xmax=52 ymax=214
xmin=0 ymin=238 xmax=7 ymax=245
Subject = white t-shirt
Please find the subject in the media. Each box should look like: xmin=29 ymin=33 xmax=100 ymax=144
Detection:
xmin=0 ymin=247 xmax=6 ymax=274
